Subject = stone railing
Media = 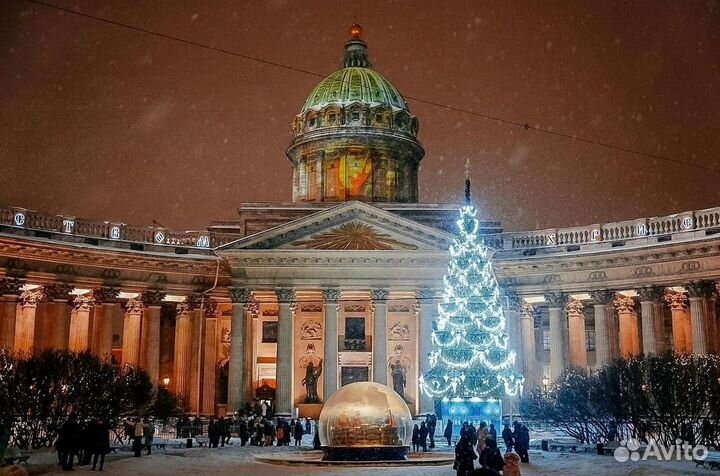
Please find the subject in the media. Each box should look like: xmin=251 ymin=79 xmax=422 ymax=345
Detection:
xmin=0 ymin=206 xmax=238 ymax=251
xmin=492 ymin=206 xmax=720 ymax=252
xmin=2 ymin=204 xmax=719 ymax=253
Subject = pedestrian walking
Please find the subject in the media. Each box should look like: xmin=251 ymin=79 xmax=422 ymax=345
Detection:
xmin=502 ymin=423 xmax=514 ymax=453
xmin=59 ymin=414 xmax=82 ymax=471
xmin=453 ymin=432 xmax=477 ymax=476
xmin=89 ymin=418 xmax=110 ymax=471
xmin=419 ymin=421 xmax=429 ymax=452
xmin=444 ymin=419 xmax=453 ymax=447
xmin=143 ymin=418 xmax=155 ymax=455
xmin=293 ymin=419 xmax=304 ymax=446
xmin=476 ymin=421 xmax=489 ymax=454
xmin=479 ymin=437 xmax=504 ymax=473
xmin=412 ymin=424 xmax=420 ymax=452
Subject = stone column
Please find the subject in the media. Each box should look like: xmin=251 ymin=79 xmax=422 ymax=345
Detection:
xmin=68 ymin=294 xmax=95 ymax=352
xmin=665 ymin=292 xmax=691 ymax=353
xmin=173 ymin=302 xmax=192 ymax=400
xmin=43 ymin=283 xmax=74 ymax=351
xmin=614 ymin=295 xmax=640 ymax=357
xmin=275 ymin=288 xmax=296 ymax=416
xmin=91 ymin=287 xmax=119 ymax=358
xmin=371 ymin=288 xmax=389 ymax=385
xmin=188 ymin=296 xmax=203 ymax=414
xmin=590 ymin=290 xmax=614 ymax=368
xmin=0 ymin=278 xmax=24 ymax=350
xmin=544 ymin=292 xmax=566 ymax=381
xmin=416 ymin=288 xmax=435 ymax=415
xmin=322 ymin=287 xmax=341 ymax=400
xmin=637 ymin=286 xmax=665 ymax=355
xmin=566 ymin=299 xmax=588 ymax=369
xmin=228 ymin=288 xmax=251 ymax=412
xmin=14 ymin=288 xmax=45 ymax=354
xmin=686 ymin=281 xmax=714 ymax=355
xmin=519 ymin=304 xmax=537 ymax=391
xmin=505 ymin=294 xmax=523 ymax=372
xmin=202 ymin=304 xmax=218 ymax=415
xmin=121 ymin=298 xmax=144 ymax=367
xmin=140 ymin=290 xmax=165 ymax=383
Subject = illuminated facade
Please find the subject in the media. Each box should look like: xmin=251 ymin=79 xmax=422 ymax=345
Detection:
xmin=1 ymin=27 xmax=720 ymax=419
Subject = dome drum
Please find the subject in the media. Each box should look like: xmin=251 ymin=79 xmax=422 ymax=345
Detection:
xmin=289 ymin=139 xmax=420 ymax=203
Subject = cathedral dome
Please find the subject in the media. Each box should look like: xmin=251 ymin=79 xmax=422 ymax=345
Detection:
xmin=287 ymin=25 xmax=424 ymax=204
xmin=301 ymin=67 xmax=408 ymax=114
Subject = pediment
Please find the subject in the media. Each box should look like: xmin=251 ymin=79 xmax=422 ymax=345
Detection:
xmin=219 ymin=201 xmax=454 ymax=251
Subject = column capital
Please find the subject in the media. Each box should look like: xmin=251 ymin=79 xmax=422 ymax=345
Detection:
xmin=20 ymin=288 xmax=45 ymax=308
xmin=275 ymin=287 xmax=296 ymax=303
xmin=566 ymin=299 xmax=584 ymax=318
xmin=370 ymin=288 xmax=390 ymax=302
xmin=613 ymin=294 xmax=637 ymax=315
xmin=73 ymin=294 xmax=96 ymax=312
xmin=142 ymin=289 xmax=166 ymax=307
xmin=664 ymin=291 xmax=688 ymax=311
xmin=321 ymin=287 xmax=341 ymax=303
xmin=520 ymin=303 xmax=535 ymax=320
xmin=229 ymin=287 xmax=252 ymax=304
xmin=685 ymin=280 xmax=715 ymax=299
xmin=636 ymin=285 xmax=666 ymax=302
xmin=124 ymin=297 xmax=145 ymax=316
xmin=415 ymin=288 xmax=436 ymax=303
xmin=44 ymin=282 xmax=74 ymax=302
xmin=204 ymin=302 xmax=219 ymax=318
xmin=176 ymin=302 xmax=192 ymax=319
xmin=92 ymin=286 xmax=120 ymax=304
xmin=0 ymin=277 xmax=24 ymax=296
xmin=504 ymin=292 xmax=523 ymax=311
xmin=544 ymin=292 xmax=567 ymax=308
xmin=183 ymin=293 xmax=204 ymax=310
xmin=590 ymin=289 xmax=615 ymax=305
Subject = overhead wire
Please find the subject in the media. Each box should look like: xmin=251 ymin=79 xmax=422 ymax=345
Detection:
xmin=20 ymin=0 xmax=720 ymax=175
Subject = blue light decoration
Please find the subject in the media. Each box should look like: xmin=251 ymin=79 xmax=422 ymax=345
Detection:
xmin=419 ymin=174 xmax=523 ymax=410
xmin=439 ymin=397 xmax=503 ymax=438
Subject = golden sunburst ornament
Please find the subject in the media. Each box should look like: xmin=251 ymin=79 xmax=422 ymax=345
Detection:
xmin=293 ymin=222 xmax=417 ymax=250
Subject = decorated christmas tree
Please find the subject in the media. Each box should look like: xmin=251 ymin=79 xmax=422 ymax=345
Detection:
xmin=420 ymin=171 xmax=523 ymax=400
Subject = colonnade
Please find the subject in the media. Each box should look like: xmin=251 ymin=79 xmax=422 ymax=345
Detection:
xmin=515 ymin=280 xmax=719 ymax=391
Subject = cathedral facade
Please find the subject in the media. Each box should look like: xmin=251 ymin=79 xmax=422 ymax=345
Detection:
xmin=2 ymin=27 xmax=720 ymax=418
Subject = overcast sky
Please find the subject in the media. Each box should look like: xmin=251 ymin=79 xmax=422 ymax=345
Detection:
xmin=1 ymin=0 xmax=719 ymax=232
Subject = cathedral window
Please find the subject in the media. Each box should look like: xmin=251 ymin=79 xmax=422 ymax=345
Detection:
xmin=351 ymin=111 xmax=360 ymax=122
xmin=328 ymin=112 xmax=336 ymax=124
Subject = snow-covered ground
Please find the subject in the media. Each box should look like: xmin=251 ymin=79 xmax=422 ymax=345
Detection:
xmin=25 ymin=436 xmax=712 ymax=476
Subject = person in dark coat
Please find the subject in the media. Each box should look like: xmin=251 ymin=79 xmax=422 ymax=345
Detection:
xmin=312 ymin=422 xmax=321 ymax=450
xmin=208 ymin=419 xmax=219 ymax=448
xmin=501 ymin=423 xmax=514 ymax=453
xmin=90 ymin=418 xmax=110 ymax=471
xmin=444 ymin=420 xmax=454 ymax=447
xmin=238 ymin=418 xmax=249 ymax=447
xmin=479 ymin=437 xmax=504 ymax=473
xmin=427 ymin=413 xmax=437 ymax=448
xmin=293 ymin=419 xmax=304 ymax=446
xmin=513 ymin=424 xmax=530 ymax=463
xmin=59 ymin=414 xmax=82 ymax=471
xmin=488 ymin=423 xmax=497 ymax=443
xmin=305 ymin=418 xmax=312 ymax=436
xmin=454 ymin=433 xmax=477 ymax=476
xmin=412 ymin=424 xmax=420 ymax=452
xmin=419 ymin=422 xmax=429 ymax=452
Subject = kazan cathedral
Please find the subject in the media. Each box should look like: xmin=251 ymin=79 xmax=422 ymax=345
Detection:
xmin=1 ymin=26 xmax=720 ymax=419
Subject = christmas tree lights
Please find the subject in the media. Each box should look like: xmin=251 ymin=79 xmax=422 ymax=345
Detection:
xmin=420 ymin=174 xmax=523 ymax=400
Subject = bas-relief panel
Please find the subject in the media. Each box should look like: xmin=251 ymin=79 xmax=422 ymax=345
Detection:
xmin=386 ymin=303 xmax=418 ymax=409
xmin=292 ymin=222 xmax=418 ymax=250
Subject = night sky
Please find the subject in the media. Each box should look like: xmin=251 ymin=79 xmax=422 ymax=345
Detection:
xmin=1 ymin=0 xmax=719 ymax=232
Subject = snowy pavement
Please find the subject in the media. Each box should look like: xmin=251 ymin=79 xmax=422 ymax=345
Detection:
xmin=30 ymin=439 xmax=712 ymax=476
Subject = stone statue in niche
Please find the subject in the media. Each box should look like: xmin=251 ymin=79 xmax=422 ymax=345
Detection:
xmin=390 ymin=359 xmax=407 ymax=400
xmin=221 ymin=326 xmax=231 ymax=343
xmin=302 ymin=358 xmax=323 ymax=403
xmin=388 ymin=321 xmax=410 ymax=341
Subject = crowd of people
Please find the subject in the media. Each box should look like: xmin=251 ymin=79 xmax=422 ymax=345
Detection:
xmin=454 ymin=420 xmax=530 ymax=476
xmin=55 ymin=414 xmax=113 ymax=471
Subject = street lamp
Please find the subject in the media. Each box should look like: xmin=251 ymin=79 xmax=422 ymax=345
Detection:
xmin=541 ymin=376 xmax=550 ymax=392
xmin=162 ymin=377 xmax=170 ymax=388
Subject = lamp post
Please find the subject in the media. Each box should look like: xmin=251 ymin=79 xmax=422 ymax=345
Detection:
xmin=162 ymin=377 xmax=170 ymax=388
xmin=541 ymin=376 xmax=550 ymax=392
